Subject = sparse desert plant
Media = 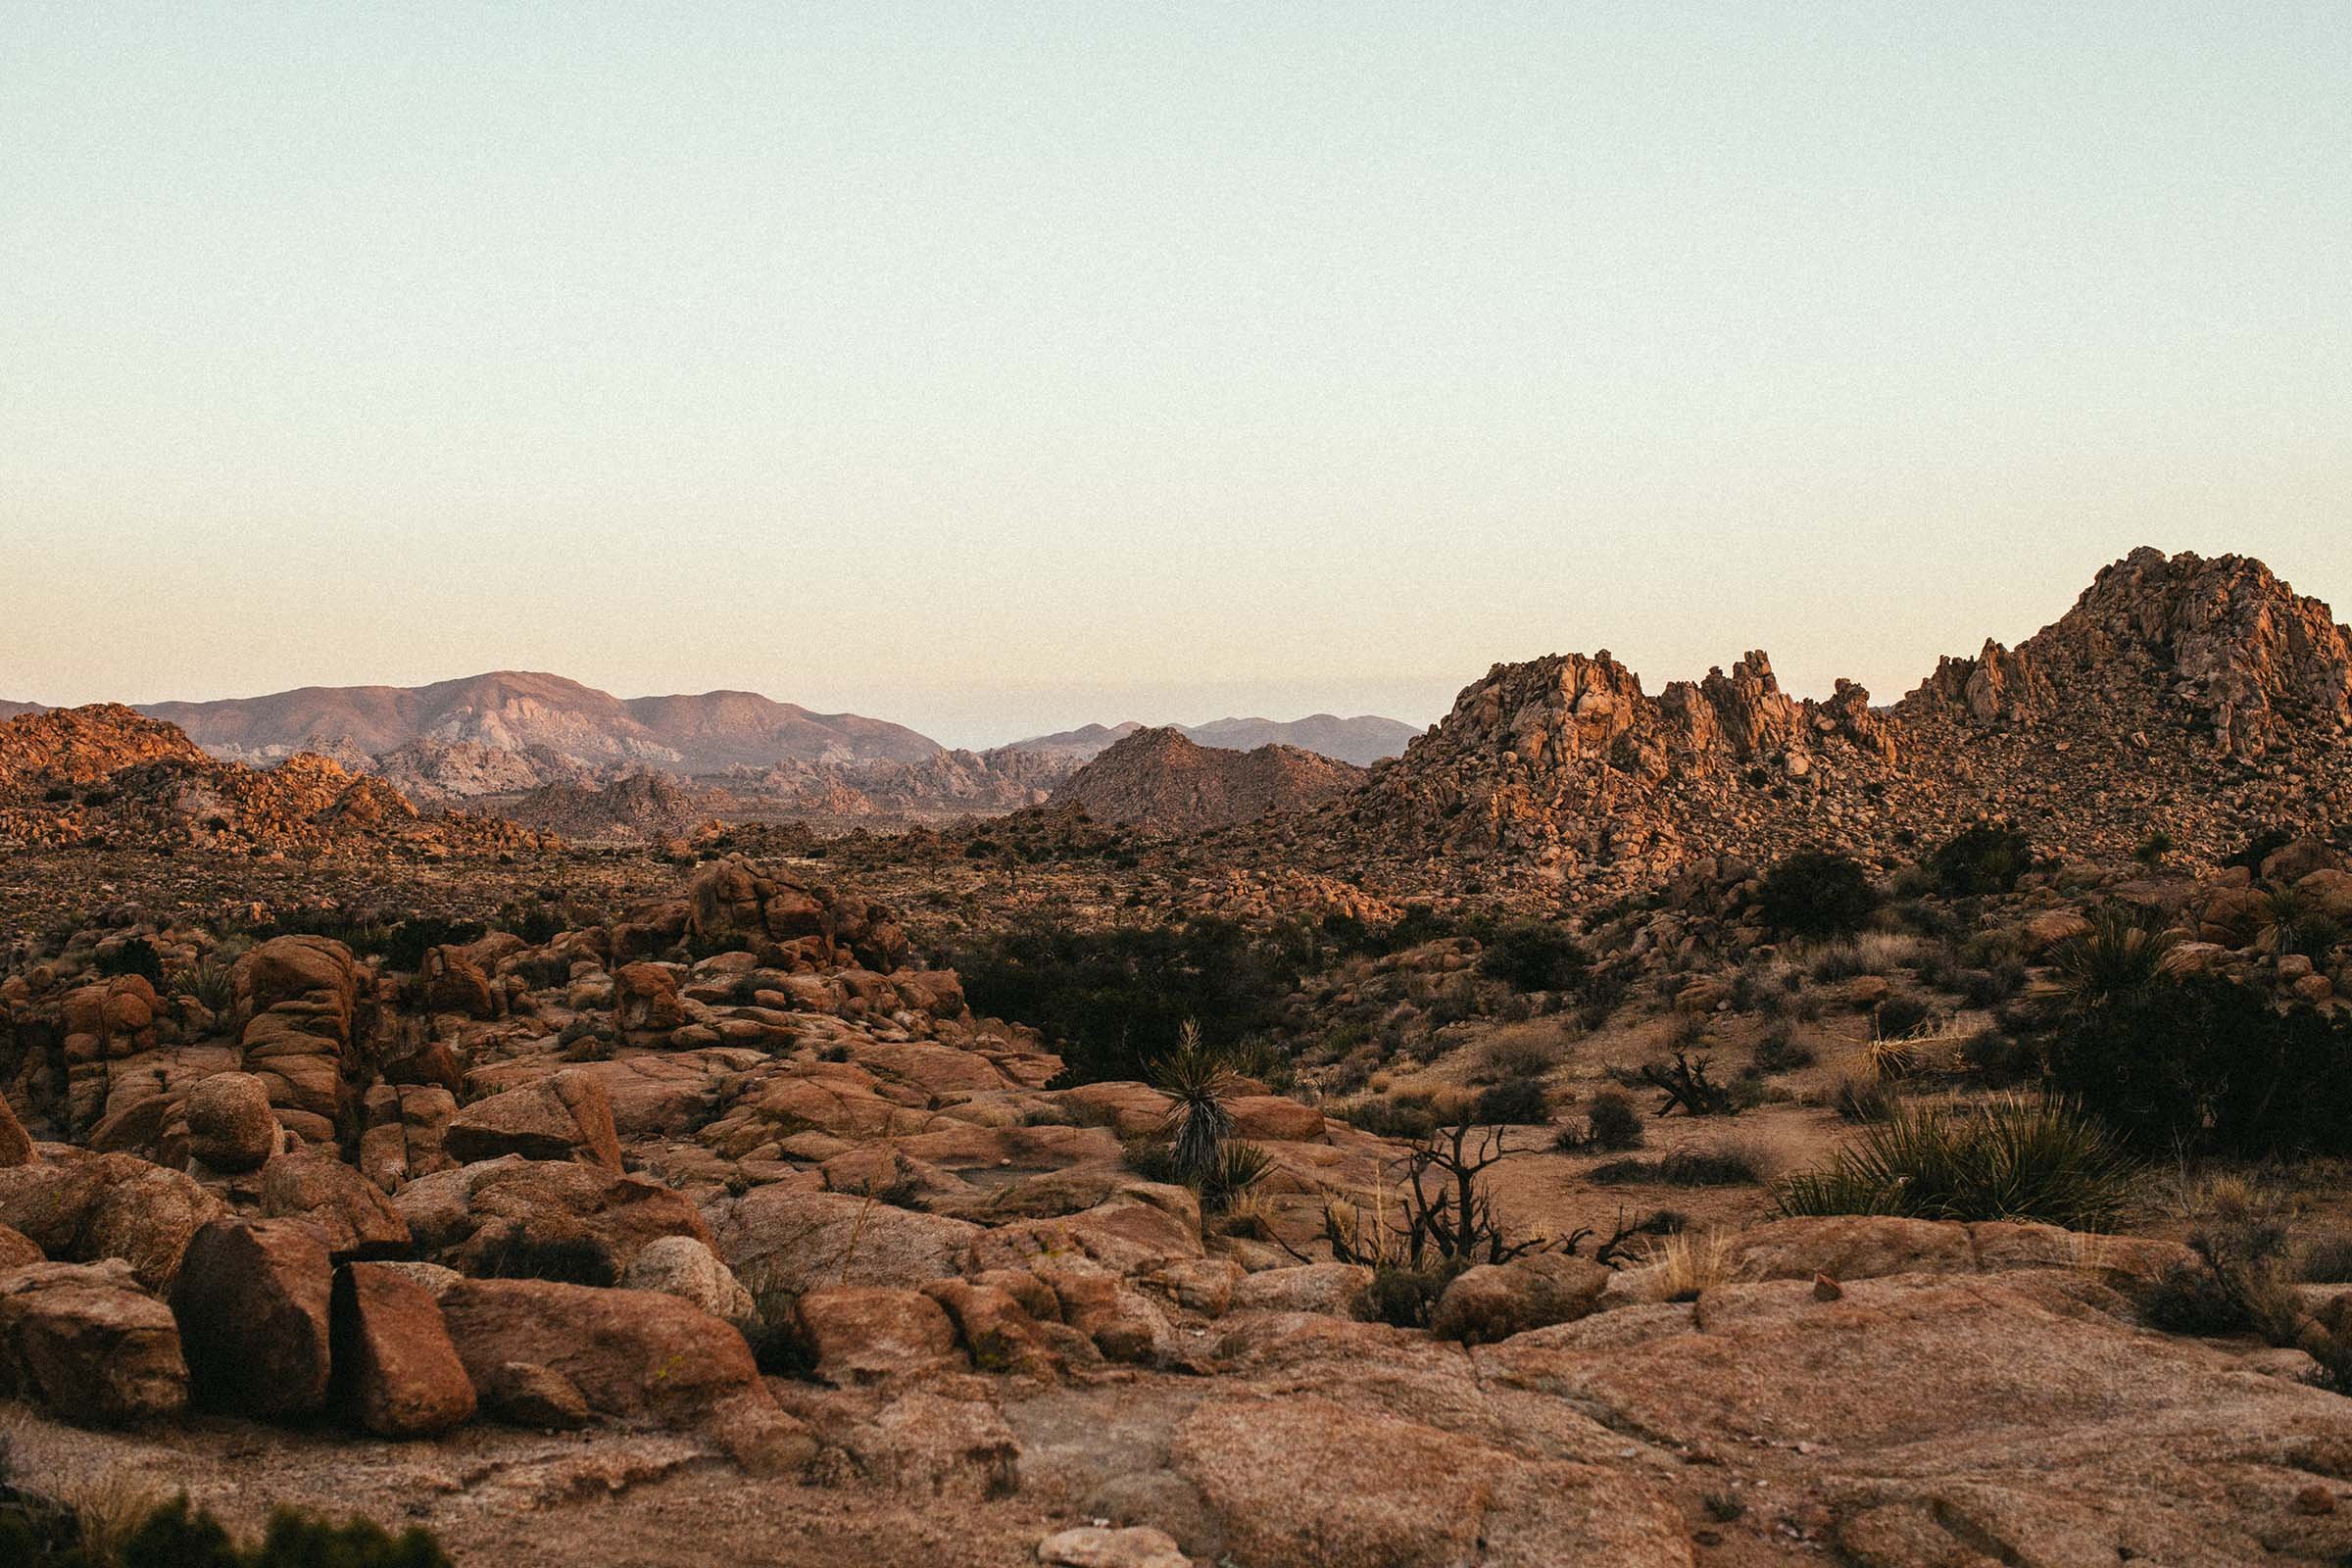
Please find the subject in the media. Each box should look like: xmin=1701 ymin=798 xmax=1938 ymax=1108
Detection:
xmin=1772 ymin=1095 xmax=2135 ymax=1229
xmin=1476 ymin=921 xmax=1590 ymax=993
xmin=1200 ymin=1141 xmax=1274 ymax=1213
xmin=1470 ymin=1075 xmax=1551 ymax=1126
xmin=1630 ymin=1229 xmax=1741 ymax=1302
xmin=2133 ymin=829 xmax=2176 ymax=867
xmin=1469 ymin=1032 xmax=1563 ymax=1085
xmin=1638 ymin=1051 xmax=1737 ymax=1117
xmin=1588 ymin=1143 xmax=1766 ymax=1187
xmin=1563 ymin=1088 xmax=1645 ymax=1152
xmin=169 ymin=956 xmax=237 ymax=1015
xmin=2044 ymin=905 xmax=2175 ymax=1012
xmin=1926 ymin=821 xmax=2035 ymax=896
xmin=1758 ymin=850 xmax=1880 ymax=939
xmin=1152 ymin=1022 xmax=1239 ymax=1189
xmin=1832 ymin=1075 xmax=1899 ymax=1123
xmin=1751 ymin=1022 xmax=1814 ymax=1074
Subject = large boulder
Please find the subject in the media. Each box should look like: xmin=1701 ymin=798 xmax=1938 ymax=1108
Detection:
xmin=181 ymin=1070 xmax=280 ymax=1173
xmin=0 ymin=1151 xmax=228 ymax=1292
xmin=0 ymin=1093 xmax=35 ymax=1167
xmin=259 ymin=1148 xmax=412 ymax=1259
xmin=791 ymin=1286 xmax=964 ymax=1386
xmin=704 ymin=1186 xmax=980 ymax=1301
xmin=395 ymin=1155 xmax=711 ymax=1277
xmin=617 ymin=1235 xmax=756 ymax=1330
xmin=445 ymin=1070 xmax=623 ymax=1171
xmin=0 ymin=1258 xmax=188 ymax=1426
xmin=234 ymin=937 xmax=367 ymax=1144
xmin=329 ymin=1262 xmax=475 ymax=1438
xmin=1429 ymin=1252 xmax=1611 ymax=1345
xmin=170 ymin=1218 xmax=333 ymax=1418
xmin=438 ymin=1277 xmax=813 ymax=1471
xmin=1171 ymin=1397 xmax=1690 ymax=1568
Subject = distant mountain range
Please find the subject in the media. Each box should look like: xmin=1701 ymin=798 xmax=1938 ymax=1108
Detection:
xmin=1007 ymin=713 xmax=1418 ymax=768
xmin=137 ymin=671 xmax=941 ymax=772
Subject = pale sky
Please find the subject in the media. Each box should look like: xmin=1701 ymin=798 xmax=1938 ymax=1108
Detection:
xmin=4 ymin=5 xmax=2347 ymax=749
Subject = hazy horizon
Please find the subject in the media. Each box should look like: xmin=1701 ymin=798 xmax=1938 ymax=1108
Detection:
xmin=7 ymin=7 xmax=2348 ymax=749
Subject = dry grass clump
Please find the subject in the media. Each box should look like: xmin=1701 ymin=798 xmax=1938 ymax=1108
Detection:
xmin=1629 ymin=1229 xmax=1743 ymax=1302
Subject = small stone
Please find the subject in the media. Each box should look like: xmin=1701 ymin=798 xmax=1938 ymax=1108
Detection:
xmin=1812 ymin=1273 xmax=1843 ymax=1301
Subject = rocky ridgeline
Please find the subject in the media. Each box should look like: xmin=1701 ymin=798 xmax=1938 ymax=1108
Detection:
xmin=1050 ymin=726 xmax=1367 ymax=834
xmin=0 ymin=704 xmax=547 ymax=858
xmin=1340 ymin=548 xmax=2352 ymax=887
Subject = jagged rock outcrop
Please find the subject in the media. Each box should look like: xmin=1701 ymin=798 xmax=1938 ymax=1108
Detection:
xmin=1049 ymin=727 xmax=1366 ymax=834
xmin=0 ymin=705 xmax=549 ymax=856
xmin=1342 ymin=548 xmax=2352 ymax=885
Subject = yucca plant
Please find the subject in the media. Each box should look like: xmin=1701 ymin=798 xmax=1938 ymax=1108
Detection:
xmin=1151 ymin=1020 xmax=1240 ymax=1189
xmin=1773 ymin=1095 xmax=2135 ymax=1229
xmin=1201 ymin=1141 xmax=1274 ymax=1213
xmin=2045 ymin=905 xmax=2174 ymax=1012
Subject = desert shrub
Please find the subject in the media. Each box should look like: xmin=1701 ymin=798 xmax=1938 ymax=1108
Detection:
xmin=1832 ymin=1075 xmax=1899 ymax=1123
xmin=1469 ymin=1076 xmax=1550 ymax=1126
xmin=169 ymin=956 xmax=237 ymax=1014
xmin=373 ymin=917 xmax=488 ymax=974
xmin=95 ymin=938 xmax=166 ymax=985
xmin=2133 ymin=830 xmax=2175 ymax=867
xmin=955 ymin=915 xmax=1304 ymax=1084
xmin=1571 ymin=1089 xmax=1644 ymax=1152
xmin=2042 ymin=967 xmax=2352 ymax=1156
xmin=1873 ymin=994 xmax=1933 ymax=1040
xmin=1751 ymin=1023 xmax=1813 ymax=1073
xmin=1477 ymin=921 xmax=1589 ymax=993
xmin=1343 ymin=1095 xmax=1441 ymax=1141
xmin=1469 ymin=1033 xmax=1563 ymax=1084
xmin=1772 ymin=1096 xmax=2134 ymax=1229
xmin=1201 ymin=1142 xmax=1274 ymax=1212
xmin=2261 ymin=883 xmax=2346 ymax=959
xmin=1958 ymin=962 xmax=2025 ymax=1008
xmin=1808 ymin=942 xmax=1867 ymax=983
xmin=1588 ymin=1146 xmax=1763 ymax=1187
xmin=1926 ymin=822 xmax=2034 ymax=897
xmin=1361 ymin=1263 xmax=1454 ymax=1330
xmin=494 ymin=900 xmax=566 ymax=946
xmin=1758 ymin=851 xmax=1879 ymax=939
xmin=2300 ymin=1233 xmax=2352 ymax=1284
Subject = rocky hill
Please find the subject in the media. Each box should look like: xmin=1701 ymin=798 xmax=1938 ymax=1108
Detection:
xmin=141 ymin=671 xmax=942 ymax=772
xmin=496 ymin=770 xmax=732 ymax=843
xmin=1007 ymin=714 xmax=1418 ymax=767
xmin=0 ymin=699 xmax=44 ymax=721
xmin=0 ymin=704 xmax=544 ymax=857
xmin=1050 ymin=726 xmax=1367 ymax=833
xmin=1342 ymin=547 xmax=2352 ymax=887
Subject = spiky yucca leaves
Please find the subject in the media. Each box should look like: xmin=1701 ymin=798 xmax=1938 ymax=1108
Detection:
xmin=1152 ymin=1021 xmax=1239 ymax=1190
xmin=1773 ymin=1095 xmax=2135 ymax=1230
xmin=2046 ymin=905 xmax=2174 ymax=1011
xmin=2260 ymin=882 xmax=2346 ymax=959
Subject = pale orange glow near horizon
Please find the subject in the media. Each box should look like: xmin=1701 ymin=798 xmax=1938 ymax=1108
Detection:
xmin=5 ymin=7 xmax=2346 ymax=748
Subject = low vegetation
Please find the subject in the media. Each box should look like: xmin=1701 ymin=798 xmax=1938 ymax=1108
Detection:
xmin=1773 ymin=1096 xmax=2135 ymax=1229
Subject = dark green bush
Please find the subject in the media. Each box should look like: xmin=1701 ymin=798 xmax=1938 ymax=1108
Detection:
xmin=1570 ymin=1088 xmax=1645 ymax=1152
xmin=955 ymin=915 xmax=1304 ymax=1084
xmin=2043 ymin=969 xmax=2352 ymax=1156
xmin=1926 ymin=822 xmax=2034 ymax=897
xmin=1758 ymin=852 xmax=1879 ymax=939
xmin=1361 ymin=1263 xmax=1454 ymax=1329
xmin=1469 ymin=1076 xmax=1551 ymax=1126
xmin=1588 ymin=1146 xmax=1762 ymax=1187
xmin=1476 ymin=922 xmax=1589 ymax=993
xmin=1344 ymin=1096 xmax=1442 ymax=1141
xmin=95 ymin=937 xmax=166 ymax=985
